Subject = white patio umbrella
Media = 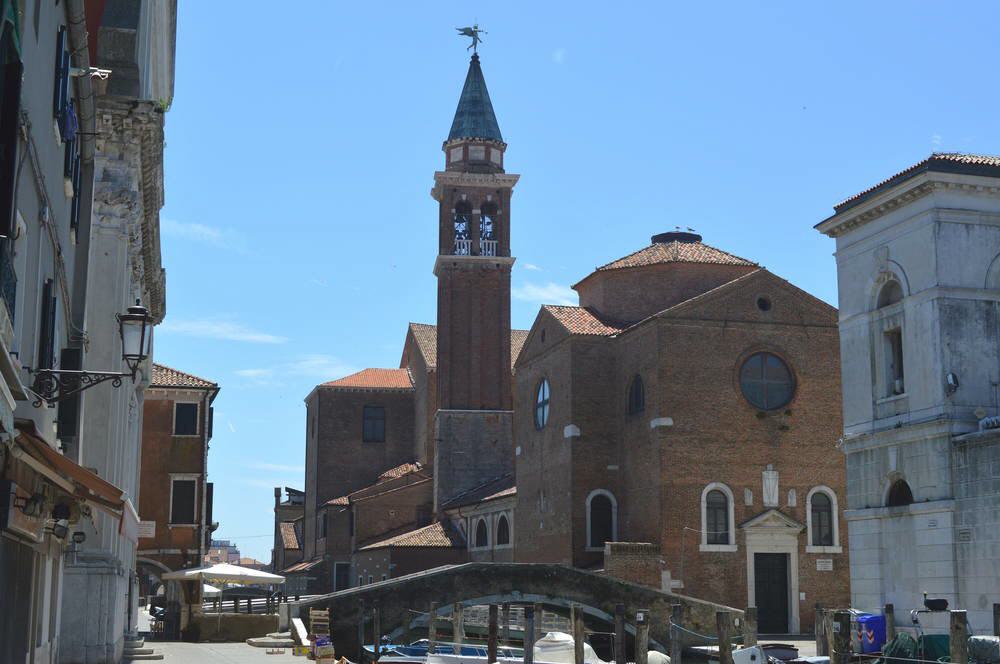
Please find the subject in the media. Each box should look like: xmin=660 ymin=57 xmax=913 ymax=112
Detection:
xmin=202 ymin=583 xmax=222 ymax=597
xmin=162 ymin=562 xmax=286 ymax=632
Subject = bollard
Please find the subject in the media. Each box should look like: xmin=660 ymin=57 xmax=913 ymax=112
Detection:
xmin=614 ymin=604 xmax=626 ymax=664
xmin=743 ymin=607 xmax=757 ymax=647
xmin=373 ymin=607 xmax=381 ymax=662
xmin=488 ymin=605 xmax=499 ymax=664
xmin=670 ymin=604 xmax=683 ymax=664
xmin=525 ymin=606 xmax=536 ymax=664
xmin=994 ymin=603 xmax=1000 ymax=637
xmin=428 ymin=602 xmax=438 ymax=654
xmin=833 ymin=611 xmax=851 ymax=664
xmin=815 ymin=606 xmax=826 ymax=656
xmin=502 ymin=603 xmax=511 ymax=646
xmin=717 ymin=612 xmax=733 ymax=664
xmin=884 ymin=604 xmax=896 ymax=642
xmin=950 ymin=611 xmax=968 ymax=664
xmin=573 ymin=605 xmax=585 ymax=664
xmin=453 ymin=603 xmax=465 ymax=654
xmin=636 ymin=609 xmax=651 ymax=664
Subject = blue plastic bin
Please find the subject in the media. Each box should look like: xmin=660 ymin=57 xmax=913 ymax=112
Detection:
xmin=858 ymin=614 xmax=887 ymax=653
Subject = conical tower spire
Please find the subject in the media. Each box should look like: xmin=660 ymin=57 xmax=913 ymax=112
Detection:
xmin=447 ymin=53 xmax=503 ymax=143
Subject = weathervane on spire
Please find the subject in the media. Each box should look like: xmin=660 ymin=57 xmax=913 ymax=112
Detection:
xmin=456 ymin=24 xmax=487 ymax=53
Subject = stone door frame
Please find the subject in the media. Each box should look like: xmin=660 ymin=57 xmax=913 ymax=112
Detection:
xmin=741 ymin=509 xmax=805 ymax=634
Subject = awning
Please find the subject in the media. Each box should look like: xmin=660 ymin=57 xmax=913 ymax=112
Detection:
xmin=282 ymin=557 xmax=324 ymax=574
xmin=162 ymin=562 xmax=285 ymax=585
xmin=1 ymin=0 xmax=21 ymax=59
xmin=12 ymin=420 xmax=126 ymax=519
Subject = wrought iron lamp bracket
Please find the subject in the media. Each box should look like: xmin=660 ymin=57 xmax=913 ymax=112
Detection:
xmin=28 ymin=368 xmax=135 ymax=407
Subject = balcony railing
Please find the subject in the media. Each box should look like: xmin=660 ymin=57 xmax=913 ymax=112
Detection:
xmin=454 ymin=239 xmax=472 ymax=255
xmin=481 ymin=239 xmax=498 ymax=257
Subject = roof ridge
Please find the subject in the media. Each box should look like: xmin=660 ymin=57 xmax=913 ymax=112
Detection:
xmin=151 ymin=362 xmax=217 ymax=388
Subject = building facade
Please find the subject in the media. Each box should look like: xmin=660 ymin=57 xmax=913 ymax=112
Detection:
xmin=817 ymin=153 xmax=1000 ymax=634
xmin=137 ymin=364 xmax=218 ymax=596
xmin=271 ymin=486 xmax=303 ymax=574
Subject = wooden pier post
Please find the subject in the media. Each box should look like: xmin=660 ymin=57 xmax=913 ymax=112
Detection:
xmin=884 ymin=604 xmax=896 ymax=642
xmin=833 ymin=611 xmax=851 ymax=664
xmin=717 ymin=612 xmax=733 ymax=664
xmin=488 ymin=605 xmax=499 ymax=664
xmin=950 ymin=611 xmax=968 ymax=664
xmin=635 ymin=610 xmax=650 ymax=664
xmin=573 ymin=605 xmax=585 ymax=664
xmin=358 ymin=603 xmax=367 ymax=664
xmin=428 ymin=602 xmax=437 ymax=654
xmin=453 ymin=603 xmax=465 ymax=654
xmin=524 ymin=605 xmax=536 ymax=664
xmin=743 ymin=607 xmax=757 ymax=647
xmin=614 ymin=604 xmax=626 ymax=664
xmin=502 ymin=603 xmax=511 ymax=646
xmin=670 ymin=604 xmax=683 ymax=664
xmin=993 ymin=603 xmax=1000 ymax=637
xmin=814 ymin=606 xmax=826 ymax=656
xmin=373 ymin=607 xmax=381 ymax=662
xmin=825 ymin=610 xmax=836 ymax=660
xmin=534 ymin=603 xmax=544 ymax=642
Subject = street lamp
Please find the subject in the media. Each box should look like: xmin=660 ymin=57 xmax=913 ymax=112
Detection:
xmin=29 ymin=300 xmax=152 ymax=406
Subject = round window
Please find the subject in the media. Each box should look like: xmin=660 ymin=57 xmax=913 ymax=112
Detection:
xmin=534 ymin=378 xmax=550 ymax=430
xmin=739 ymin=352 xmax=795 ymax=410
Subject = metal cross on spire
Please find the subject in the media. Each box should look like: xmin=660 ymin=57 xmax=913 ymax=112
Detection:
xmin=456 ymin=24 xmax=487 ymax=53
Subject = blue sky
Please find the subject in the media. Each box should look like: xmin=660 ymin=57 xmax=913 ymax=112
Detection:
xmin=157 ymin=1 xmax=1000 ymax=562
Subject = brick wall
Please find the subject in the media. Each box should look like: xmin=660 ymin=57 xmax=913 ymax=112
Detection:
xmin=603 ymin=542 xmax=663 ymax=588
xmin=434 ymin=410 xmax=513 ymax=511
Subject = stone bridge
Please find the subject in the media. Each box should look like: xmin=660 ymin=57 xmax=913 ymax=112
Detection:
xmin=286 ymin=563 xmax=741 ymax=655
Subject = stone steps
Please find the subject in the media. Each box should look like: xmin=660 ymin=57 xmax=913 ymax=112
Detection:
xmin=125 ymin=647 xmax=154 ymax=655
xmin=123 ymin=654 xmax=163 ymax=661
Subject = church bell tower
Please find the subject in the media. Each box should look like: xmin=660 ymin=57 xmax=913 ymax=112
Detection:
xmin=431 ymin=53 xmax=519 ymax=509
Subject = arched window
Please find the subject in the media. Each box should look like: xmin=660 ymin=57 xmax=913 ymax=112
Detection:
xmin=807 ymin=488 xmax=837 ymax=548
xmin=453 ymin=200 xmax=472 ymax=255
xmin=587 ymin=491 xmax=616 ymax=549
xmin=877 ymin=280 xmax=904 ymax=308
xmin=706 ymin=491 xmax=729 ymax=545
xmin=739 ymin=352 xmax=795 ymax=411
xmin=627 ymin=375 xmax=645 ymax=414
xmin=534 ymin=379 xmax=550 ymax=430
xmin=700 ymin=483 xmax=735 ymax=550
xmin=887 ymin=479 xmax=914 ymax=507
xmin=495 ymin=514 xmax=511 ymax=547
xmin=480 ymin=201 xmax=498 ymax=256
xmin=474 ymin=518 xmax=489 ymax=548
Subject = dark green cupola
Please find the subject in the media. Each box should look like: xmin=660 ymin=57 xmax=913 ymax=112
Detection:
xmin=447 ymin=53 xmax=503 ymax=143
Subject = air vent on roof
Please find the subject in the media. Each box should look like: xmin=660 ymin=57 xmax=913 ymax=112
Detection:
xmin=651 ymin=231 xmax=702 ymax=244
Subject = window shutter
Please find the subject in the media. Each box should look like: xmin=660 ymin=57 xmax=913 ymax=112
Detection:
xmin=0 ymin=58 xmax=22 ymax=239
xmin=56 ymin=347 xmax=81 ymax=438
xmin=170 ymin=479 xmax=196 ymax=524
xmin=37 ymin=280 xmax=56 ymax=370
xmin=52 ymin=28 xmax=66 ymax=123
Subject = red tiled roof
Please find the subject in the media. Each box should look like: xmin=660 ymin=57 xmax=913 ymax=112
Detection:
xmin=359 ymin=521 xmax=465 ymax=550
xmin=441 ymin=474 xmax=516 ymax=510
xmin=279 ymin=522 xmax=300 ymax=550
xmin=322 ymin=368 xmax=413 ymax=390
xmin=151 ymin=363 xmax=217 ymax=389
xmin=407 ymin=323 xmax=528 ymax=370
xmin=595 ymin=241 xmax=755 ymax=272
xmin=283 ymin=557 xmax=324 ymax=573
xmin=543 ymin=306 xmax=627 ymax=336
xmin=325 ymin=495 xmax=349 ymax=507
xmin=835 ymin=152 xmax=1000 ymax=212
xmin=378 ymin=462 xmax=423 ymax=482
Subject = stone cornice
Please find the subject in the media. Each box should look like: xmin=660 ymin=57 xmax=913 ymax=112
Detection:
xmin=431 ymin=171 xmax=520 ymax=201
xmin=433 ymin=255 xmax=515 ymax=277
xmin=817 ymin=174 xmax=1000 ymax=238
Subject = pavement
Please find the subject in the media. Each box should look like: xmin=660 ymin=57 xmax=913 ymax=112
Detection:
xmin=147 ymin=642 xmax=299 ymax=662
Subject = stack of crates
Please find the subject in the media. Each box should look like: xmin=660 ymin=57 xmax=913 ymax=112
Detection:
xmin=310 ymin=609 xmax=335 ymax=663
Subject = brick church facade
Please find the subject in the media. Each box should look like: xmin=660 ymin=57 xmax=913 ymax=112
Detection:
xmin=289 ymin=52 xmax=849 ymax=634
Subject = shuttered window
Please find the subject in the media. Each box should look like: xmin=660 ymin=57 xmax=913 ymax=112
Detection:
xmin=170 ymin=479 xmax=196 ymax=525
xmin=174 ymin=402 xmax=199 ymax=435
xmin=37 ymin=280 xmax=56 ymax=370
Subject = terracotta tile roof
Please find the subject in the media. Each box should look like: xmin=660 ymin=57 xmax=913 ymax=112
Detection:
xmin=407 ymin=323 xmax=529 ymax=370
xmin=151 ymin=363 xmax=217 ymax=389
xmin=321 ymin=368 xmax=414 ymax=390
xmin=543 ymin=305 xmax=627 ymax=336
xmin=409 ymin=323 xmax=438 ymax=368
xmin=595 ymin=240 xmax=756 ymax=272
xmin=325 ymin=495 xmax=350 ymax=507
xmin=441 ymin=474 xmax=516 ymax=510
xmin=279 ymin=522 xmax=300 ymax=550
xmin=378 ymin=462 xmax=424 ymax=482
xmin=359 ymin=521 xmax=465 ymax=550
xmin=835 ymin=152 xmax=1000 ymax=213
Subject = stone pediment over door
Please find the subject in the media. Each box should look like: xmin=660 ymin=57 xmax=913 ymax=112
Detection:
xmin=739 ymin=508 xmax=805 ymax=534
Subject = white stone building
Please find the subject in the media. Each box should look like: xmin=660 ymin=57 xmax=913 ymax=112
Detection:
xmin=817 ymin=153 xmax=1000 ymax=634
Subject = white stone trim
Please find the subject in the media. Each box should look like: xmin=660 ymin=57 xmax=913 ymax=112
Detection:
xmin=470 ymin=515 xmax=491 ymax=551
xmin=585 ymin=489 xmax=618 ymax=551
xmin=494 ymin=512 xmax=513 ymax=549
xmin=700 ymin=482 xmax=737 ymax=552
xmin=744 ymin=517 xmax=801 ymax=634
xmin=805 ymin=485 xmax=842 ymax=553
